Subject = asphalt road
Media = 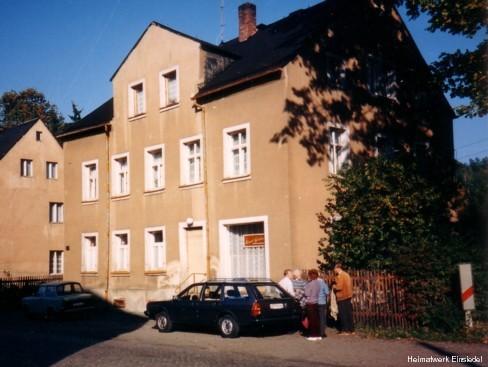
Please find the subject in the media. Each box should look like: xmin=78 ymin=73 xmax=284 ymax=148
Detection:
xmin=0 ymin=309 xmax=486 ymax=367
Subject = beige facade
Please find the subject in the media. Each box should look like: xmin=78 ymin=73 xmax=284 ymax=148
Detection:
xmin=0 ymin=120 xmax=64 ymax=275
xmin=59 ymin=2 xmax=454 ymax=312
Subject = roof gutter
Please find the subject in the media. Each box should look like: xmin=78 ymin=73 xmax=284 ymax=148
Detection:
xmin=56 ymin=123 xmax=108 ymax=139
xmin=193 ymin=67 xmax=282 ymax=100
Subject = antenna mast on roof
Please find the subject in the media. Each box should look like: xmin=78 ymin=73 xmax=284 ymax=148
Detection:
xmin=219 ymin=0 xmax=225 ymax=44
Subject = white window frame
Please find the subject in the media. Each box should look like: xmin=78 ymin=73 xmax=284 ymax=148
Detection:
xmin=82 ymin=159 xmax=99 ymax=201
xmin=81 ymin=232 xmax=98 ymax=273
xmin=144 ymin=226 xmax=167 ymax=272
xmin=49 ymin=250 xmax=64 ymax=275
xmin=180 ymin=135 xmax=203 ymax=186
xmin=46 ymin=161 xmax=58 ymax=179
xmin=223 ymin=123 xmax=251 ymax=179
xmin=128 ymin=79 xmax=146 ymax=117
xmin=144 ymin=145 xmax=165 ymax=191
xmin=49 ymin=202 xmax=64 ymax=223
xmin=20 ymin=159 xmax=33 ymax=177
xmin=159 ymin=66 xmax=180 ymax=109
xmin=218 ymin=216 xmax=270 ymax=278
xmin=111 ymin=153 xmax=130 ymax=197
xmin=112 ymin=229 xmax=130 ymax=272
xmin=328 ymin=125 xmax=350 ymax=175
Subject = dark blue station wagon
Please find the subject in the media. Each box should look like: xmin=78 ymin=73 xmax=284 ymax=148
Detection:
xmin=145 ymin=279 xmax=301 ymax=338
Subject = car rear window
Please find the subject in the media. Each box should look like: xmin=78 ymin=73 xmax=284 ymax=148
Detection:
xmin=254 ymin=284 xmax=287 ymax=300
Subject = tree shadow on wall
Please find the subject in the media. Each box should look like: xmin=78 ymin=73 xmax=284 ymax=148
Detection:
xmin=271 ymin=0 xmax=454 ymax=170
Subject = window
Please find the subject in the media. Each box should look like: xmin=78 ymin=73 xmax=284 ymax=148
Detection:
xmin=223 ymin=285 xmax=249 ymax=299
xmin=112 ymin=153 xmax=129 ymax=196
xmin=255 ymin=285 xmax=287 ymax=300
xmin=328 ymin=126 xmax=349 ymax=175
xmin=202 ymin=285 xmax=222 ymax=301
xmin=223 ymin=123 xmax=250 ymax=178
xmin=36 ymin=131 xmax=42 ymax=141
xmin=46 ymin=162 xmax=58 ymax=179
xmin=180 ymin=136 xmax=203 ymax=185
xmin=178 ymin=284 xmax=203 ymax=301
xmin=128 ymin=80 xmax=146 ymax=117
xmin=20 ymin=159 xmax=33 ymax=177
xmin=82 ymin=160 xmax=99 ymax=201
xmin=160 ymin=67 xmax=179 ymax=108
xmin=49 ymin=250 xmax=63 ymax=275
xmin=145 ymin=227 xmax=166 ymax=271
xmin=81 ymin=233 xmax=98 ymax=272
xmin=49 ymin=202 xmax=64 ymax=223
xmin=112 ymin=230 xmax=130 ymax=272
xmin=144 ymin=145 xmax=164 ymax=191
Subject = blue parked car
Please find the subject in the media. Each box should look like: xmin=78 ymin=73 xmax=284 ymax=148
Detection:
xmin=22 ymin=281 xmax=95 ymax=318
xmin=145 ymin=279 xmax=301 ymax=338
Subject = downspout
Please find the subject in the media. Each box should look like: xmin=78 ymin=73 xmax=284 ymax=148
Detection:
xmin=193 ymin=102 xmax=211 ymax=278
xmin=104 ymin=124 xmax=112 ymax=301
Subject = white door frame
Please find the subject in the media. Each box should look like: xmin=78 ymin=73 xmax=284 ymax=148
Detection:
xmin=218 ymin=215 xmax=270 ymax=278
xmin=178 ymin=220 xmax=207 ymax=278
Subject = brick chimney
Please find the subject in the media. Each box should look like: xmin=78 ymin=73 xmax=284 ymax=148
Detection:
xmin=238 ymin=2 xmax=257 ymax=42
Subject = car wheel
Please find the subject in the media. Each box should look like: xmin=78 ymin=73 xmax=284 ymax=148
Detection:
xmin=218 ymin=315 xmax=239 ymax=338
xmin=155 ymin=312 xmax=173 ymax=332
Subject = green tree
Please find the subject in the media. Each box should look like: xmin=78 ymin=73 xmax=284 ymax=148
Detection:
xmin=396 ymin=0 xmax=487 ymax=117
xmin=68 ymin=101 xmax=83 ymax=122
xmin=318 ymin=158 xmax=465 ymax=330
xmin=0 ymin=88 xmax=64 ymax=133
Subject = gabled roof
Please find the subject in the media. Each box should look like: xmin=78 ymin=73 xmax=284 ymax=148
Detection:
xmin=196 ymin=1 xmax=330 ymax=98
xmin=58 ymin=98 xmax=113 ymax=138
xmin=0 ymin=118 xmax=38 ymax=160
xmin=110 ymin=21 xmax=238 ymax=82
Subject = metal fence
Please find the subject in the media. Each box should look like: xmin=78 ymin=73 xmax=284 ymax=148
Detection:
xmin=322 ymin=269 xmax=416 ymax=330
xmin=0 ymin=274 xmax=63 ymax=309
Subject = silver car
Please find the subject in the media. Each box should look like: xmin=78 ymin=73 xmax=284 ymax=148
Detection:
xmin=22 ymin=281 xmax=95 ymax=318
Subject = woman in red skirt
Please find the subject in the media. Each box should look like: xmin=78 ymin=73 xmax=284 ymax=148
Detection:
xmin=304 ymin=269 xmax=321 ymax=341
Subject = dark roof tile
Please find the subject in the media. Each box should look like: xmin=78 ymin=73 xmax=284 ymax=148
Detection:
xmin=59 ymin=98 xmax=113 ymax=137
xmin=0 ymin=119 xmax=38 ymax=160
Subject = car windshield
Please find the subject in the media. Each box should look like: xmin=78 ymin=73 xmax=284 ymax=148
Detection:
xmin=254 ymin=284 xmax=287 ymax=300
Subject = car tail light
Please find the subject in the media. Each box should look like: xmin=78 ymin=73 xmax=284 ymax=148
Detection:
xmin=251 ymin=301 xmax=261 ymax=317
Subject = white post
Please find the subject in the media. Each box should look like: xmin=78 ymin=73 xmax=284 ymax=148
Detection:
xmin=458 ymin=263 xmax=475 ymax=328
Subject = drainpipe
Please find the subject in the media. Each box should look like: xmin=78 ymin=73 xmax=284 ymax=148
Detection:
xmin=104 ymin=123 xmax=112 ymax=301
xmin=193 ymin=102 xmax=211 ymax=279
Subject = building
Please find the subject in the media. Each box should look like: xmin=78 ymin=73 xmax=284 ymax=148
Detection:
xmin=58 ymin=0 xmax=454 ymax=311
xmin=0 ymin=119 xmax=64 ymax=276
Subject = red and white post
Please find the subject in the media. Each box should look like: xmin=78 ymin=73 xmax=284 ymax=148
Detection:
xmin=458 ymin=263 xmax=475 ymax=328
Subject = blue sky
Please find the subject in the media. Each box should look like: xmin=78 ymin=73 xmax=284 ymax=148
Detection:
xmin=0 ymin=0 xmax=486 ymax=162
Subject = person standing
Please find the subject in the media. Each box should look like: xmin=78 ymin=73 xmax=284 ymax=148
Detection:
xmin=278 ymin=269 xmax=295 ymax=297
xmin=332 ymin=263 xmax=354 ymax=334
xmin=292 ymin=269 xmax=307 ymax=309
xmin=318 ymin=272 xmax=330 ymax=337
xmin=304 ymin=269 xmax=321 ymax=340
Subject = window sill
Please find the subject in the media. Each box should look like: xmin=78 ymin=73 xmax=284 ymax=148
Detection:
xmin=144 ymin=188 xmax=165 ymax=196
xmin=128 ymin=113 xmax=146 ymax=122
xmin=222 ymin=174 xmax=251 ymax=184
xmin=49 ymin=222 xmax=64 ymax=225
xmin=159 ymin=103 xmax=180 ymax=113
xmin=81 ymin=272 xmax=98 ymax=277
xmin=111 ymin=271 xmax=130 ymax=277
xmin=111 ymin=194 xmax=130 ymax=201
xmin=144 ymin=270 xmax=167 ymax=276
xmin=82 ymin=199 xmax=99 ymax=205
xmin=179 ymin=182 xmax=204 ymax=190
xmin=20 ymin=176 xmax=34 ymax=178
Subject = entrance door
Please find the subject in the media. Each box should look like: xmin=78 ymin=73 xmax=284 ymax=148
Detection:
xmin=180 ymin=226 xmax=206 ymax=288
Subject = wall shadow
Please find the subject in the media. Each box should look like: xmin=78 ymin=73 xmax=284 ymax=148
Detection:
xmin=271 ymin=0 xmax=454 ymax=170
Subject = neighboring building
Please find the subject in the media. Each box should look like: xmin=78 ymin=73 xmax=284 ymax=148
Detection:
xmin=58 ymin=0 xmax=454 ymax=311
xmin=0 ymin=119 xmax=64 ymax=275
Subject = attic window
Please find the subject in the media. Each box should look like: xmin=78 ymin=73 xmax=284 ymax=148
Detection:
xmin=36 ymin=131 xmax=42 ymax=141
xmin=128 ymin=80 xmax=146 ymax=117
xmin=160 ymin=67 xmax=179 ymax=108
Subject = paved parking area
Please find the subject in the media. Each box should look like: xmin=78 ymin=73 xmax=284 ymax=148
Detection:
xmin=0 ymin=310 xmax=486 ymax=367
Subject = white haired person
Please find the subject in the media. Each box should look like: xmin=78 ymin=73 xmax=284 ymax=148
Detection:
xmin=278 ymin=269 xmax=295 ymax=297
